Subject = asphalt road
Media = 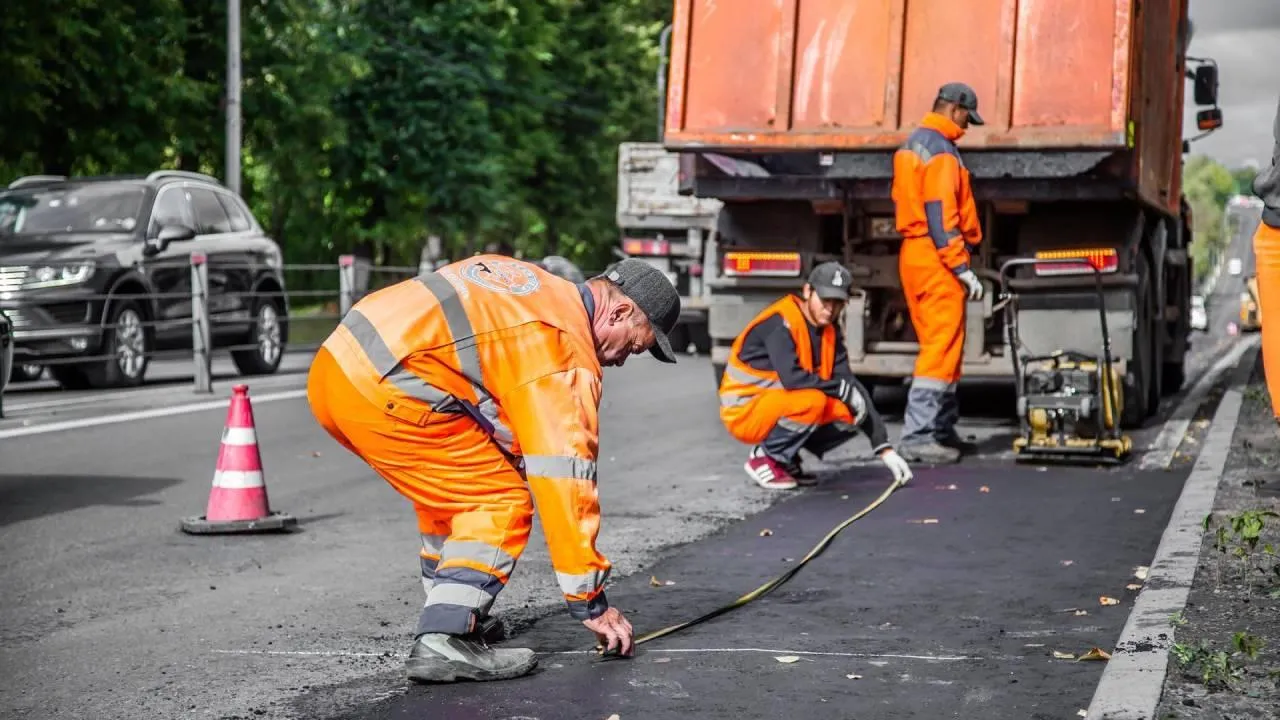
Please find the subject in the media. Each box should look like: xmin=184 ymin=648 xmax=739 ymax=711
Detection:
xmin=0 ymin=227 xmax=1260 ymax=719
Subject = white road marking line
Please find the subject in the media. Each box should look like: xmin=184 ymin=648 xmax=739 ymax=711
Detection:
xmin=212 ymin=649 xmax=387 ymax=658
xmin=1140 ymin=334 xmax=1259 ymax=470
xmin=549 ymin=647 xmax=987 ymax=661
xmin=0 ymin=389 xmax=308 ymax=440
xmin=1084 ymin=345 xmax=1257 ymax=720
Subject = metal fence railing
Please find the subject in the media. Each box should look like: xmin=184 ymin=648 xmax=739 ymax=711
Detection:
xmin=0 ymin=254 xmax=420 ymax=401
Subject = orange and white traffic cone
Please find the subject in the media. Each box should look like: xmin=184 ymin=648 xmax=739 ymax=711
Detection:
xmin=181 ymin=384 xmax=296 ymax=534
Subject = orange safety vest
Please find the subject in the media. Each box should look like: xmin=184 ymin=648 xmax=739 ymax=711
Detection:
xmin=320 ymin=255 xmax=610 ymax=607
xmin=718 ymin=295 xmax=836 ymax=424
xmin=892 ymin=112 xmax=983 ymax=272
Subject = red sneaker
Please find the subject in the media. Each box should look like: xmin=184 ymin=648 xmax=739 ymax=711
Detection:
xmin=744 ymin=448 xmax=798 ymax=490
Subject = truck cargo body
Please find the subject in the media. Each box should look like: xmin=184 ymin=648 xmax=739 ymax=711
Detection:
xmin=663 ymin=0 xmax=1212 ymax=427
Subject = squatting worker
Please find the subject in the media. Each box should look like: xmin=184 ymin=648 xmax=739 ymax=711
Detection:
xmin=307 ymin=255 xmax=682 ymax=683
xmin=1253 ymin=97 xmax=1280 ymax=420
xmin=718 ymin=261 xmax=913 ymax=490
xmin=892 ymin=81 xmax=987 ymax=464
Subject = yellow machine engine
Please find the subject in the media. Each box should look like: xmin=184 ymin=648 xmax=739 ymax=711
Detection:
xmin=1013 ymin=352 xmax=1132 ymax=461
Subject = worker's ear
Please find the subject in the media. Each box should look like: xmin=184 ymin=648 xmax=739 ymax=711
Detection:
xmin=609 ymin=300 xmax=635 ymax=325
xmin=802 ymin=284 xmax=813 ymax=301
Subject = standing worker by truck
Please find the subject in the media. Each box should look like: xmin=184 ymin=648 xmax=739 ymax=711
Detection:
xmin=659 ymin=0 xmax=1223 ymax=429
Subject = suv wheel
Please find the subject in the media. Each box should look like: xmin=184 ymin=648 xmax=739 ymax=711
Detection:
xmin=87 ymin=301 xmax=150 ymax=388
xmin=232 ymin=296 xmax=286 ymax=376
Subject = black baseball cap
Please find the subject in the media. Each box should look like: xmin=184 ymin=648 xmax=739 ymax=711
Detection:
xmin=937 ymin=82 xmax=984 ymax=125
xmin=807 ymin=261 xmax=853 ymax=301
xmin=598 ymin=259 xmax=683 ymax=363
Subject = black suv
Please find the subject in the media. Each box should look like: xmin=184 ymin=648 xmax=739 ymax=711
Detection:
xmin=0 ymin=171 xmax=289 ymax=389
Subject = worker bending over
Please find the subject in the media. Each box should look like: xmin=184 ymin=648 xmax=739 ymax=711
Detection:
xmin=307 ymin=255 xmax=681 ymax=683
xmin=892 ymin=81 xmax=986 ymax=464
xmin=1253 ymin=97 xmax=1280 ymax=420
xmin=719 ymin=262 xmax=913 ymax=490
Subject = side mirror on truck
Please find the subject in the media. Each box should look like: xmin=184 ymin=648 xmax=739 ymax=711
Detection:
xmin=1192 ymin=63 xmax=1218 ymax=106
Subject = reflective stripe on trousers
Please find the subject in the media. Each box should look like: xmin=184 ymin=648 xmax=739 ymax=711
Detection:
xmin=901 ymin=376 xmax=959 ymax=443
xmin=338 ymin=272 xmax=517 ymax=454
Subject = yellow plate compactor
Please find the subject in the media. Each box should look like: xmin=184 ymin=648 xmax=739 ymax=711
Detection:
xmin=998 ymin=256 xmax=1132 ymax=464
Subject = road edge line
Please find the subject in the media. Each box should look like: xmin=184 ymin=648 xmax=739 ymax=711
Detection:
xmin=0 ymin=389 xmax=309 ymax=440
xmin=1141 ymin=334 xmax=1261 ymax=470
xmin=1084 ymin=342 xmax=1259 ymax=719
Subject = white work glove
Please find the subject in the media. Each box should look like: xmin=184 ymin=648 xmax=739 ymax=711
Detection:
xmin=956 ymin=269 xmax=984 ymax=301
xmin=879 ymin=449 xmax=913 ymax=487
xmin=836 ymin=378 xmax=867 ymax=424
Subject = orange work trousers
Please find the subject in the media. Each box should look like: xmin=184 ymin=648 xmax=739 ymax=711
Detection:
xmin=1255 ymin=222 xmax=1280 ymax=419
xmin=899 ymin=236 xmax=967 ymax=442
xmin=307 ymin=347 xmax=531 ymax=636
xmin=723 ymin=387 xmax=854 ymax=446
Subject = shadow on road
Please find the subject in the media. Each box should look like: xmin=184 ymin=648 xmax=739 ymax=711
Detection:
xmin=0 ymin=474 xmax=181 ymax=527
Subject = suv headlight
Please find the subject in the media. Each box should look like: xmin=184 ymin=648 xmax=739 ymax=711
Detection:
xmin=25 ymin=262 xmax=95 ymax=289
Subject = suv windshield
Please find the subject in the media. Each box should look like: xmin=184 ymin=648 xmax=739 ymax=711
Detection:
xmin=0 ymin=185 xmax=145 ymax=236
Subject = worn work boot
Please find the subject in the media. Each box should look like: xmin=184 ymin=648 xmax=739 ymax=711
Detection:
xmin=744 ymin=447 xmax=798 ymax=490
xmin=898 ymin=440 xmax=961 ymax=464
xmin=405 ymin=633 xmax=537 ymax=683
xmin=937 ymin=432 xmax=979 ymax=456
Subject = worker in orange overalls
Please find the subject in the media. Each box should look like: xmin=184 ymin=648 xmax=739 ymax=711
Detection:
xmin=307 ymin=255 xmax=681 ymax=683
xmin=892 ymin=82 xmax=987 ymax=464
xmin=1253 ymin=97 xmax=1280 ymax=420
xmin=719 ymin=262 xmax=913 ymax=490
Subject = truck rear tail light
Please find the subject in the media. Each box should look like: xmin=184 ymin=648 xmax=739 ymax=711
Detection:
xmin=722 ymin=251 xmax=802 ymax=277
xmin=622 ymin=238 xmax=671 ymax=256
xmin=1032 ymin=248 xmax=1119 ymax=277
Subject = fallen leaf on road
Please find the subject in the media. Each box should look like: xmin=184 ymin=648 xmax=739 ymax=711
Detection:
xmin=1061 ymin=560 xmax=1075 ymax=567
xmin=1077 ymin=647 xmax=1111 ymax=662
xmin=1133 ymin=566 xmax=1150 ymax=580
xmin=980 ymin=486 xmax=990 ymax=493
xmin=841 ymin=495 xmax=849 ymax=500
xmin=908 ymin=518 xmax=940 ymax=524
xmin=649 ymin=576 xmax=674 ymax=587
xmin=312 ymin=451 xmax=322 ymax=458
xmin=759 ymin=529 xmax=773 ymax=537
xmin=846 ymin=673 xmax=863 ymax=680
xmin=1053 ymin=650 xmax=1076 ymax=659
xmin=1099 ymin=596 xmax=1120 ymax=606
xmin=607 ymin=715 xmax=621 ymax=720
xmin=1134 ymin=508 xmax=1146 ymax=515
xmin=653 ymin=658 xmax=671 ymax=664
xmin=782 ymin=557 xmax=794 ymax=562
xmin=1126 ymin=583 xmax=1142 ymax=591
xmin=1075 ymin=610 xmax=1089 ymax=616
xmin=1111 ymin=497 xmax=1121 ymax=502
xmin=1077 ymin=710 xmax=1088 ymax=718
xmin=1025 ymin=643 xmax=1045 ymax=648
xmin=775 ymin=656 xmax=801 ymax=663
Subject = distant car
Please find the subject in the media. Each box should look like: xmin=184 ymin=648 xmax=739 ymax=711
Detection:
xmin=1190 ymin=295 xmax=1208 ymax=331
xmin=0 ymin=171 xmax=289 ymax=389
xmin=1228 ymin=257 xmax=1244 ymax=276
xmin=1240 ymin=275 xmax=1262 ymax=332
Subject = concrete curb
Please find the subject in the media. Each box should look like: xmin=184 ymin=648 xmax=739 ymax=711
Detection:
xmin=1084 ymin=340 xmax=1260 ymax=719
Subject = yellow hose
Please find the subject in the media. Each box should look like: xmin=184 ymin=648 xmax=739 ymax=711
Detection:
xmin=629 ymin=477 xmax=905 ymax=647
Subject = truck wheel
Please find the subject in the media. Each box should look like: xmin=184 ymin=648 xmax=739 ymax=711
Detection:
xmin=1161 ymin=360 xmax=1186 ymax=395
xmin=1121 ymin=257 xmax=1155 ymax=429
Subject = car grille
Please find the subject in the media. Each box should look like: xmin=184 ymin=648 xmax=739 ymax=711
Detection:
xmin=3 ymin=308 xmax=31 ymax=328
xmin=0 ymin=265 xmax=28 ymax=293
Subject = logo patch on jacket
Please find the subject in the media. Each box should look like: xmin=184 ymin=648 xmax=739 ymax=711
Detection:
xmin=462 ymin=259 xmax=541 ymax=296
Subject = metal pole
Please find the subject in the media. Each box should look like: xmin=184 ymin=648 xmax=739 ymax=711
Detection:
xmin=339 ymin=254 xmax=356 ymax=317
xmin=226 ymin=0 xmax=242 ymax=194
xmin=191 ymin=252 xmax=213 ymax=394
xmin=657 ymin=23 xmax=672 ymax=141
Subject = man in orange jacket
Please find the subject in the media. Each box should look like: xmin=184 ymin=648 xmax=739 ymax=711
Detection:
xmin=1253 ymin=97 xmax=1280 ymax=420
xmin=719 ymin=262 xmax=913 ymax=490
xmin=307 ymin=255 xmax=681 ymax=683
xmin=892 ymin=82 xmax=986 ymax=464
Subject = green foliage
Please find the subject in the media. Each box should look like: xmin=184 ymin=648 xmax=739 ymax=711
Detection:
xmin=1185 ymin=155 xmax=1247 ymax=286
xmin=1172 ymin=631 xmax=1266 ymax=692
xmin=0 ymin=0 xmax=673 ymax=270
xmin=1204 ymin=508 xmax=1280 ymax=593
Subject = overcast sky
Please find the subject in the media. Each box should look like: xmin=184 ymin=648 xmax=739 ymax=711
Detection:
xmin=1181 ymin=0 xmax=1280 ymax=169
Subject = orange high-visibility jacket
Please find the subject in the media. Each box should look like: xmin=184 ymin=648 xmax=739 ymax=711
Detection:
xmin=719 ymin=295 xmax=836 ymax=422
xmin=892 ymin=112 xmax=983 ymax=273
xmin=320 ymin=255 xmax=610 ymax=616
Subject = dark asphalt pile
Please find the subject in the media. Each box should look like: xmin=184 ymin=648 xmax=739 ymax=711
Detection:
xmin=319 ymin=460 xmax=1186 ymax=720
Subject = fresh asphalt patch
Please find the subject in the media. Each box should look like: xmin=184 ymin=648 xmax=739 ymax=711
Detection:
xmin=316 ymin=460 xmax=1188 ymax=720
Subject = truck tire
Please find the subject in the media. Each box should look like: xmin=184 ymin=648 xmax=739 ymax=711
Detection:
xmin=1121 ymin=256 xmax=1156 ymax=429
xmin=1162 ymin=360 xmax=1186 ymax=395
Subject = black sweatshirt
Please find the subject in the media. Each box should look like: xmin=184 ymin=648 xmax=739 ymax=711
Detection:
xmin=735 ymin=310 xmax=892 ymax=453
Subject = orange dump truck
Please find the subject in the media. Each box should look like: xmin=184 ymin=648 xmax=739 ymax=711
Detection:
xmin=662 ymin=0 xmax=1222 ymax=427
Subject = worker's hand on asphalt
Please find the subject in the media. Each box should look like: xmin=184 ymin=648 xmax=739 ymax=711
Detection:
xmin=585 ymin=607 xmax=634 ymax=657
xmin=879 ymin=449 xmax=913 ymax=487
xmin=837 ymin=378 xmax=867 ymax=423
xmin=956 ymin=269 xmax=984 ymax=301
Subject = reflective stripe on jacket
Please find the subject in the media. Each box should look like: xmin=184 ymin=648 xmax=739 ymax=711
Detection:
xmin=320 ymin=254 xmax=610 ymax=615
xmin=892 ymin=112 xmax=983 ymax=273
xmin=719 ymin=295 xmax=836 ymax=421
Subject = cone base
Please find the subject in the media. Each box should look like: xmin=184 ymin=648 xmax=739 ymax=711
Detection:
xmin=179 ymin=511 xmax=297 ymax=535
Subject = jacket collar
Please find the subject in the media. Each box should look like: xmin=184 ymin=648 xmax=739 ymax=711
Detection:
xmin=920 ymin=112 xmax=965 ymax=141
